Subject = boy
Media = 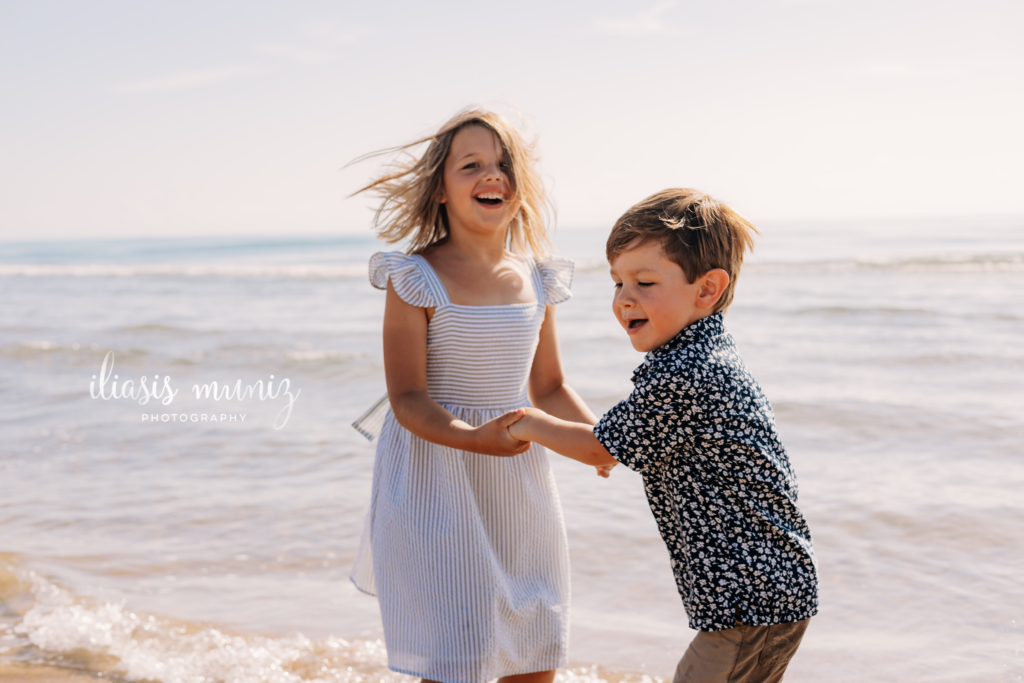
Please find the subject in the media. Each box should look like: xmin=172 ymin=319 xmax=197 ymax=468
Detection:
xmin=508 ymin=189 xmax=818 ymax=683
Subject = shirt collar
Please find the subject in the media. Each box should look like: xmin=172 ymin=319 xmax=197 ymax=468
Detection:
xmin=653 ymin=311 xmax=725 ymax=357
xmin=632 ymin=312 xmax=726 ymax=382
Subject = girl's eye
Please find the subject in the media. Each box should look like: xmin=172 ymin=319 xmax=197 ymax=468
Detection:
xmin=463 ymin=162 xmax=478 ymax=170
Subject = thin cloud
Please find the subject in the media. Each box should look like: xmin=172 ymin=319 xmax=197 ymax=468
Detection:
xmin=297 ymin=20 xmax=366 ymax=45
xmin=589 ymin=1 xmax=679 ymax=36
xmin=112 ymin=66 xmax=255 ymax=93
xmin=258 ymin=43 xmax=337 ymax=63
xmin=256 ymin=20 xmax=365 ymax=64
xmin=854 ymin=63 xmax=968 ymax=81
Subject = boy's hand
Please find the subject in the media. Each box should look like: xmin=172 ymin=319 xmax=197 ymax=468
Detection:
xmin=506 ymin=412 xmax=532 ymax=441
xmin=594 ymin=463 xmax=617 ymax=478
xmin=507 ymin=407 xmax=547 ymax=442
xmin=472 ymin=409 xmax=531 ymax=457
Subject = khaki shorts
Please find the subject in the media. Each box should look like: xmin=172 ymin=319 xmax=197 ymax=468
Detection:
xmin=673 ymin=619 xmax=810 ymax=683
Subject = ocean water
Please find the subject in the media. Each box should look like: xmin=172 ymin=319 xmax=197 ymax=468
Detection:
xmin=1 ymin=219 xmax=1023 ymax=682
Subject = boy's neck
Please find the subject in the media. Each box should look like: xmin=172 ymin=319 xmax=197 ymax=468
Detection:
xmin=685 ymin=307 xmax=719 ymax=329
xmin=652 ymin=309 xmax=720 ymax=352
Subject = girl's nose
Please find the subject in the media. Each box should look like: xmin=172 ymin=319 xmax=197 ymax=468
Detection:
xmin=482 ymin=162 xmax=504 ymax=182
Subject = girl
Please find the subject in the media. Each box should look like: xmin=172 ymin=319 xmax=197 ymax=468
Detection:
xmin=349 ymin=108 xmax=598 ymax=683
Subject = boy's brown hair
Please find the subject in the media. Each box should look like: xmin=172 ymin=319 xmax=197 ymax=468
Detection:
xmin=606 ymin=188 xmax=758 ymax=313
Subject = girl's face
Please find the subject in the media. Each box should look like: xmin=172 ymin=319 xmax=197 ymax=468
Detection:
xmin=439 ymin=125 xmax=519 ymax=239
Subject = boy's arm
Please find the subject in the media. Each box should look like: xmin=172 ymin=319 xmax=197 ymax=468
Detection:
xmin=509 ymin=407 xmax=618 ymax=469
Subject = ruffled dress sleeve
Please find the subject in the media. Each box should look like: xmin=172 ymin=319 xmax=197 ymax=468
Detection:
xmin=368 ymin=252 xmax=441 ymax=308
xmin=536 ymin=255 xmax=574 ymax=305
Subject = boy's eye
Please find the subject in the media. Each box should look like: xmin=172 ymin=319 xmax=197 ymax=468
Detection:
xmin=613 ymin=282 xmax=622 ymax=289
xmin=638 ymin=281 xmax=654 ymax=287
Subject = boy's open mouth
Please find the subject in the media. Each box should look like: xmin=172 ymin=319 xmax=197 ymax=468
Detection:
xmin=627 ymin=318 xmax=647 ymax=331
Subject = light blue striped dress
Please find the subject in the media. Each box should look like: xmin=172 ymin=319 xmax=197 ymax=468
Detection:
xmin=350 ymin=251 xmax=573 ymax=683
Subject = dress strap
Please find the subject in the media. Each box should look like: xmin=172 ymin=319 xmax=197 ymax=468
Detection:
xmin=411 ymin=255 xmax=452 ymax=306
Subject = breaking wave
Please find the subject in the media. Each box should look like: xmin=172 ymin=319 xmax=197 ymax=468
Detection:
xmin=1 ymin=560 xmax=661 ymax=683
xmin=0 ymin=264 xmax=368 ymax=280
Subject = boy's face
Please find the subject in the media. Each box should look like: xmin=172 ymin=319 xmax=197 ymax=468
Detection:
xmin=609 ymin=239 xmax=711 ymax=353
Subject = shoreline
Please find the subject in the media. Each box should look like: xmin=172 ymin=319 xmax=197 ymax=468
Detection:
xmin=0 ymin=663 xmax=106 ymax=683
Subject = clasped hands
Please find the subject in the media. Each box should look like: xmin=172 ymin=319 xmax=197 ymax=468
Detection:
xmin=475 ymin=407 xmax=617 ymax=478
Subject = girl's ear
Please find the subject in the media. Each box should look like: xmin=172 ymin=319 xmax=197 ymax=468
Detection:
xmin=438 ymin=185 xmax=446 ymax=204
xmin=695 ymin=269 xmax=729 ymax=310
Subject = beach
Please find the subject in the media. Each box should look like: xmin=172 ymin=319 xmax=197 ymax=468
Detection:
xmin=2 ymin=221 xmax=1023 ymax=682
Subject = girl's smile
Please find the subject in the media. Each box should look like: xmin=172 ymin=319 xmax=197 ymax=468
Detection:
xmin=474 ymin=190 xmax=507 ymax=206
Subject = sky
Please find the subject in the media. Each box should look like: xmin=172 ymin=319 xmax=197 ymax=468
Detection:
xmin=0 ymin=0 xmax=1022 ymax=241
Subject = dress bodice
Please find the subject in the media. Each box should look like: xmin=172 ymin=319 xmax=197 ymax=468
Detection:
xmin=368 ymin=251 xmax=574 ymax=410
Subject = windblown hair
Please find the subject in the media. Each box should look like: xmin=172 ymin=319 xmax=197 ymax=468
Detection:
xmin=351 ymin=108 xmax=553 ymax=257
xmin=606 ymin=189 xmax=759 ymax=313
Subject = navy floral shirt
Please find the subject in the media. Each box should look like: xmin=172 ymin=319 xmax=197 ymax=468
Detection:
xmin=594 ymin=313 xmax=819 ymax=631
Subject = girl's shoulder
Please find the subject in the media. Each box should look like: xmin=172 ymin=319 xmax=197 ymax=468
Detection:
xmin=368 ymin=251 xmax=446 ymax=308
xmin=526 ymin=254 xmax=575 ymax=306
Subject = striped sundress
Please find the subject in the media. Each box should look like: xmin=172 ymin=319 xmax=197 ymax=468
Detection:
xmin=350 ymin=251 xmax=573 ymax=683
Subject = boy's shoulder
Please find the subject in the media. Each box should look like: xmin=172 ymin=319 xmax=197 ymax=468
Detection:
xmin=596 ymin=311 xmax=786 ymax=479
xmin=631 ymin=314 xmax=772 ymax=431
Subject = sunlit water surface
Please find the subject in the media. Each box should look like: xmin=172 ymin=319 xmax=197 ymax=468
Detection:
xmin=2 ymin=220 xmax=1022 ymax=682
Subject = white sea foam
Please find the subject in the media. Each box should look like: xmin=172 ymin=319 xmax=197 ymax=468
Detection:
xmin=283 ymin=350 xmax=366 ymax=362
xmin=20 ymin=341 xmax=57 ymax=350
xmin=570 ymin=253 xmax=1024 ymax=276
xmin=0 ymin=264 xmax=368 ymax=279
xmin=10 ymin=569 xmax=660 ymax=683
xmin=14 ymin=570 xmax=404 ymax=683
xmin=3 ymin=252 xmax=1021 ymax=280
xmin=746 ymin=253 xmax=1024 ymax=274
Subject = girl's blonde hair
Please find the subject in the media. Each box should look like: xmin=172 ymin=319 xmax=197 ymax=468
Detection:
xmin=352 ymin=107 xmax=553 ymax=257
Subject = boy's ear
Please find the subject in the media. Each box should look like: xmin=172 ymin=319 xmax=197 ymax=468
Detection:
xmin=695 ymin=269 xmax=729 ymax=310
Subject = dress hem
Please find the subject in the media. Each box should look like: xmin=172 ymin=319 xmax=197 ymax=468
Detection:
xmin=386 ymin=658 xmax=568 ymax=683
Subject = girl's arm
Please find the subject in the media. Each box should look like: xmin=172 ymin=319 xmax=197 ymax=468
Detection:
xmin=508 ymin=408 xmax=618 ymax=468
xmin=527 ymin=305 xmax=617 ymax=476
xmin=383 ymin=279 xmax=530 ymax=457
xmin=528 ymin=305 xmax=598 ymax=424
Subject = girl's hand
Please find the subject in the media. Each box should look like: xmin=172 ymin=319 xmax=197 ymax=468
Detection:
xmin=595 ymin=463 xmax=617 ymax=478
xmin=472 ymin=409 xmax=531 ymax=457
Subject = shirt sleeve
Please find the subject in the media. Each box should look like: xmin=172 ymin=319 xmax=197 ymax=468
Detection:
xmin=593 ymin=364 xmax=697 ymax=474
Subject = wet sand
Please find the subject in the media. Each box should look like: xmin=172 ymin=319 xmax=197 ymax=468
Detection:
xmin=0 ymin=663 xmax=105 ymax=682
